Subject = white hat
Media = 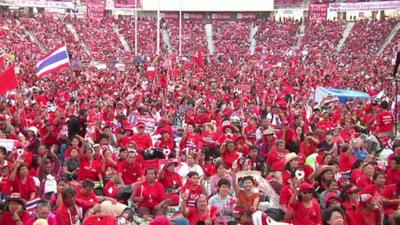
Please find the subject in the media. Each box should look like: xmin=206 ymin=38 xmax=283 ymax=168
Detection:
xmin=27 ymin=126 xmax=38 ymax=136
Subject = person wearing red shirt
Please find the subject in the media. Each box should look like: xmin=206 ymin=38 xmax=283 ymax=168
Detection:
xmin=9 ymin=162 xmax=38 ymax=201
xmin=340 ymin=184 xmax=361 ymax=225
xmin=277 ymin=121 xmax=297 ymax=147
xmin=289 ymin=182 xmax=322 ymax=225
xmin=355 ymin=193 xmax=381 ymax=225
xmin=200 ymin=123 xmax=219 ymax=155
xmin=386 ymin=156 xmax=400 ymax=185
xmin=338 ymin=144 xmax=356 ymax=172
xmin=193 ymin=107 xmax=211 ymax=126
xmin=0 ymin=194 xmax=31 ymax=225
xmin=56 ymin=187 xmax=84 ymax=225
xmin=356 ymin=163 xmax=375 ymax=189
xmin=131 ymin=122 xmax=153 ymax=153
xmin=280 ymin=172 xmax=300 ymax=215
xmin=181 ymin=193 xmax=218 ymax=225
xmin=381 ymin=182 xmax=400 ymax=220
xmin=78 ymin=148 xmax=102 ymax=182
xmin=132 ymin=168 xmax=167 ymax=220
xmin=40 ymin=123 xmax=60 ymax=146
xmin=299 ymin=136 xmax=319 ymax=157
xmin=266 ymin=139 xmax=289 ymax=173
xmin=159 ymin=160 xmax=182 ymax=191
xmin=181 ymin=171 xmax=207 ymax=208
xmin=154 ymin=128 xmax=175 ymax=156
xmin=221 ymin=140 xmax=242 ymax=169
xmin=119 ymin=125 xmax=135 ymax=147
xmin=117 ymin=151 xmax=143 ymax=186
xmin=244 ymin=117 xmax=258 ymax=144
xmin=180 ymin=124 xmax=202 ymax=150
xmin=376 ymin=101 xmax=394 ymax=138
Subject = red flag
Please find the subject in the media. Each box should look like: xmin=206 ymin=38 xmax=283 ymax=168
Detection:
xmin=0 ymin=56 xmax=5 ymax=71
xmin=0 ymin=65 xmax=17 ymax=95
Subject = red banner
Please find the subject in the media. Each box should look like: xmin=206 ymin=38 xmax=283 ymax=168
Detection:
xmin=237 ymin=12 xmax=257 ymax=19
xmin=161 ymin=12 xmax=179 ymax=19
xmin=211 ymin=13 xmax=232 ymax=20
xmin=114 ymin=0 xmax=141 ymax=8
xmin=86 ymin=2 xmax=105 ymax=19
xmin=183 ymin=13 xmax=204 ymax=20
xmin=309 ymin=3 xmax=328 ymax=21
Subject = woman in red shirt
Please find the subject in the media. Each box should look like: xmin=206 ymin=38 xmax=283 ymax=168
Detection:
xmin=78 ymin=148 xmax=102 ymax=182
xmin=9 ymin=162 xmax=38 ymax=200
xmin=0 ymin=194 xmax=31 ymax=225
xmin=355 ymin=193 xmax=381 ymax=225
xmin=289 ymin=182 xmax=322 ymax=225
xmin=221 ymin=140 xmax=242 ymax=169
xmin=340 ymin=184 xmax=361 ymax=225
xmin=132 ymin=168 xmax=167 ymax=220
xmin=355 ymin=163 xmax=375 ymax=189
xmin=159 ymin=160 xmax=182 ymax=192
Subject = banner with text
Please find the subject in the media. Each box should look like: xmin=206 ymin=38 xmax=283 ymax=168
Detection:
xmin=114 ymin=0 xmax=141 ymax=8
xmin=86 ymin=2 xmax=105 ymax=19
xmin=237 ymin=12 xmax=257 ymax=19
xmin=328 ymin=1 xmax=400 ymax=12
xmin=309 ymin=3 xmax=328 ymax=21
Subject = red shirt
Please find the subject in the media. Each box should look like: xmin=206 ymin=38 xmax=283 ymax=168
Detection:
xmin=266 ymin=149 xmax=289 ymax=171
xmin=131 ymin=134 xmax=153 ymax=151
xmin=382 ymin=184 xmax=400 ymax=216
xmin=0 ymin=211 xmax=31 ymax=225
xmin=386 ymin=168 xmax=400 ymax=185
xmin=55 ymin=203 xmax=83 ymax=225
xmin=78 ymin=157 xmax=101 ymax=181
xmin=377 ymin=111 xmax=394 ymax=133
xmin=186 ymin=206 xmax=218 ymax=225
xmin=76 ymin=190 xmax=98 ymax=208
xmin=117 ymin=160 xmax=143 ymax=185
xmin=222 ymin=150 xmax=241 ymax=169
xmin=180 ymin=133 xmax=202 ymax=150
xmin=133 ymin=180 xmax=166 ymax=209
xmin=355 ymin=207 xmax=380 ymax=225
xmin=181 ymin=182 xmax=204 ymax=207
xmin=11 ymin=176 xmax=38 ymax=200
xmin=299 ymin=142 xmax=318 ymax=157
xmin=339 ymin=153 xmax=356 ymax=172
xmin=291 ymin=199 xmax=322 ymax=225
xmin=159 ymin=171 xmax=182 ymax=189
xmin=279 ymin=185 xmax=295 ymax=207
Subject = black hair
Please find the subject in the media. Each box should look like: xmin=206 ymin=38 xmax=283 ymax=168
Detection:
xmin=99 ymin=133 xmax=109 ymax=141
xmin=351 ymin=160 xmax=364 ymax=170
xmin=340 ymin=184 xmax=353 ymax=201
xmin=381 ymin=101 xmax=389 ymax=110
xmin=242 ymin=176 xmax=254 ymax=184
xmin=394 ymin=156 xmax=400 ymax=165
xmin=215 ymin=160 xmax=225 ymax=171
xmin=217 ymin=178 xmax=231 ymax=188
xmin=187 ymin=171 xmax=199 ymax=178
xmin=0 ymin=146 xmax=6 ymax=155
xmin=373 ymin=172 xmax=385 ymax=181
xmin=82 ymin=179 xmax=95 ymax=188
xmin=62 ymin=186 xmax=77 ymax=199
xmin=322 ymin=207 xmax=344 ymax=225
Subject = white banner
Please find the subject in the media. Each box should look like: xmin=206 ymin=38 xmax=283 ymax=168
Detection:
xmin=0 ymin=0 xmax=74 ymax=8
xmin=328 ymin=1 xmax=400 ymax=12
xmin=0 ymin=139 xmax=16 ymax=152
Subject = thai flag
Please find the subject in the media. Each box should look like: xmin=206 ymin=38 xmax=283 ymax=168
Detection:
xmin=36 ymin=45 xmax=70 ymax=78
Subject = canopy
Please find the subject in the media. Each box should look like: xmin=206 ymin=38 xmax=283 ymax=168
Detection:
xmin=314 ymin=86 xmax=370 ymax=104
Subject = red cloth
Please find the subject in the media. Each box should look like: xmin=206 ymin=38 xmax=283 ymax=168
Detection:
xmin=11 ymin=176 xmax=38 ymax=200
xmin=385 ymin=168 xmax=400 ymax=185
xmin=159 ymin=170 xmax=182 ymax=189
xmin=266 ymin=149 xmax=289 ymax=171
xmin=0 ymin=211 xmax=31 ymax=225
xmin=78 ymin=157 xmax=101 ymax=181
xmin=339 ymin=152 xmax=356 ymax=172
xmin=221 ymin=150 xmax=241 ymax=169
xmin=291 ymin=199 xmax=322 ymax=225
xmin=131 ymin=134 xmax=153 ymax=151
xmin=354 ymin=207 xmax=380 ymax=225
xmin=186 ymin=206 xmax=218 ymax=225
xmin=382 ymin=184 xmax=400 ymax=216
xmin=117 ymin=160 xmax=143 ymax=185
xmin=0 ymin=65 xmax=17 ymax=95
xmin=299 ymin=142 xmax=318 ymax=157
xmin=376 ymin=111 xmax=394 ymax=133
xmin=279 ymin=185 xmax=295 ymax=207
xmin=133 ymin=180 xmax=166 ymax=209
xmin=76 ymin=190 xmax=98 ymax=208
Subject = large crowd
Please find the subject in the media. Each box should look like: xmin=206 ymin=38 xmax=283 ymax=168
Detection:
xmin=0 ymin=10 xmax=400 ymax=225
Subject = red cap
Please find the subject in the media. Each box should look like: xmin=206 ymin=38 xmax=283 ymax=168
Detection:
xmin=300 ymin=182 xmax=314 ymax=192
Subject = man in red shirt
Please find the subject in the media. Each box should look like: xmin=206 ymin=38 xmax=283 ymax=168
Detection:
xmin=131 ymin=122 xmax=153 ymax=154
xmin=56 ymin=187 xmax=84 ymax=225
xmin=376 ymin=101 xmax=394 ymax=138
xmin=266 ymin=139 xmax=289 ymax=174
xmin=117 ymin=151 xmax=143 ymax=186
xmin=386 ymin=156 xmax=400 ymax=185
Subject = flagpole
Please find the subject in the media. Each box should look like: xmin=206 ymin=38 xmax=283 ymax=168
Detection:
xmin=156 ymin=0 xmax=160 ymax=55
xmin=179 ymin=0 xmax=182 ymax=57
xmin=134 ymin=0 xmax=138 ymax=55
